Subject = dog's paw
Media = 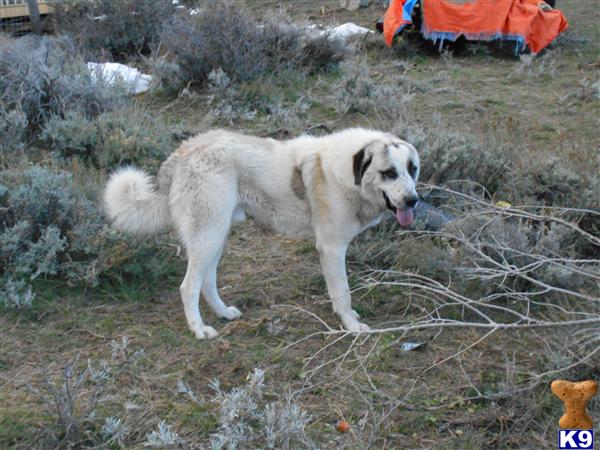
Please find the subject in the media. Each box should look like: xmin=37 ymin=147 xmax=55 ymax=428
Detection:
xmin=340 ymin=313 xmax=371 ymax=333
xmin=346 ymin=321 xmax=371 ymax=333
xmin=218 ymin=306 xmax=242 ymax=320
xmin=192 ymin=325 xmax=219 ymax=340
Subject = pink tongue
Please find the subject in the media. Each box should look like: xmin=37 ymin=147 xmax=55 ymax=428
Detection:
xmin=395 ymin=208 xmax=414 ymax=227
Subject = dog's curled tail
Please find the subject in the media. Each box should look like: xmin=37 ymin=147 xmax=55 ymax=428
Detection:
xmin=104 ymin=167 xmax=170 ymax=235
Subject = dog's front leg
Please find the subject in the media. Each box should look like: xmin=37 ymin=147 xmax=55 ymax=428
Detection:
xmin=317 ymin=242 xmax=370 ymax=333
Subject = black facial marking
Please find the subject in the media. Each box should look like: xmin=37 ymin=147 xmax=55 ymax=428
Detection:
xmin=353 ymin=147 xmax=373 ymax=185
xmin=408 ymin=160 xmax=417 ymax=179
xmin=380 ymin=168 xmax=398 ymax=180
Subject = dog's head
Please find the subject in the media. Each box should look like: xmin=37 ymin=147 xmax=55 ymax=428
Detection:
xmin=353 ymin=137 xmax=420 ymax=227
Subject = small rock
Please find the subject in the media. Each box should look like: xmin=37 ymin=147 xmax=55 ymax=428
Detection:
xmin=414 ymin=201 xmax=453 ymax=231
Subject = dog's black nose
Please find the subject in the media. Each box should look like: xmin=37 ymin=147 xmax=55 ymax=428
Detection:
xmin=403 ymin=195 xmax=418 ymax=208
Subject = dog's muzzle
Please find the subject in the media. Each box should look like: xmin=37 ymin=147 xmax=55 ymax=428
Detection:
xmin=382 ymin=192 xmax=417 ymax=227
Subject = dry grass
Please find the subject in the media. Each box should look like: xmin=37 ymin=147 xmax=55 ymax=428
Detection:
xmin=2 ymin=213 xmax=598 ymax=447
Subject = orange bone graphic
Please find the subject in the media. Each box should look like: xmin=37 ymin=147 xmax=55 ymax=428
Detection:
xmin=551 ymin=380 xmax=598 ymax=429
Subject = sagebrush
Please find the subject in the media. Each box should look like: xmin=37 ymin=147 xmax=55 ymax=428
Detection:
xmin=0 ymin=166 xmax=180 ymax=307
xmin=0 ymin=35 xmax=122 ymax=135
xmin=156 ymin=3 xmax=346 ymax=93
xmin=41 ymin=105 xmax=176 ymax=168
xmin=54 ymin=0 xmax=175 ymax=60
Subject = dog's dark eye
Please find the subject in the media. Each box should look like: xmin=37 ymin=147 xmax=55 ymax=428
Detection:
xmin=380 ymin=169 xmax=398 ymax=180
xmin=408 ymin=160 xmax=417 ymax=179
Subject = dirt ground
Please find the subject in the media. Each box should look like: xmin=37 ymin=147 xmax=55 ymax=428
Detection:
xmin=1 ymin=1 xmax=599 ymax=449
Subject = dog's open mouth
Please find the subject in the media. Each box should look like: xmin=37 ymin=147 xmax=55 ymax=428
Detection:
xmin=382 ymin=192 xmax=415 ymax=227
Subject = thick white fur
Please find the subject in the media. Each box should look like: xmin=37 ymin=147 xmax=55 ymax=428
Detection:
xmin=104 ymin=167 xmax=170 ymax=234
xmin=104 ymin=128 xmax=420 ymax=340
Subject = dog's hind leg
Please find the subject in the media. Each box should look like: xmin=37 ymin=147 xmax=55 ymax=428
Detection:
xmin=202 ymin=248 xmax=242 ymax=320
xmin=179 ymin=225 xmax=234 ymax=340
xmin=173 ymin=170 xmax=239 ymax=339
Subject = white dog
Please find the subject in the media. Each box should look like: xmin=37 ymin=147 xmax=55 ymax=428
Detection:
xmin=104 ymin=128 xmax=419 ymax=339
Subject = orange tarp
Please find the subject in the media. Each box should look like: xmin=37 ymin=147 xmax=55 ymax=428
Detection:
xmin=384 ymin=0 xmax=568 ymax=53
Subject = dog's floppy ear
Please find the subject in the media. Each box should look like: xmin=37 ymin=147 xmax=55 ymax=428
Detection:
xmin=353 ymin=147 xmax=373 ymax=185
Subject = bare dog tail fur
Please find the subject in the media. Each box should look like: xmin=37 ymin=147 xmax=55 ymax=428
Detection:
xmin=104 ymin=167 xmax=170 ymax=235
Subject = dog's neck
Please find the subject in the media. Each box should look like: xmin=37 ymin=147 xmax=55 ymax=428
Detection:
xmin=356 ymin=201 xmax=386 ymax=228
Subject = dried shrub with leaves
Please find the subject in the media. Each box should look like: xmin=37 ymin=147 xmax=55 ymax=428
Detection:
xmin=33 ymin=337 xmax=147 ymax=448
xmin=41 ymin=105 xmax=176 ymax=169
xmin=156 ymin=3 xmax=346 ymax=93
xmin=54 ymin=0 xmax=175 ymax=61
xmin=0 ymin=166 xmax=181 ymax=307
xmin=336 ymin=59 xmax=415 ymax=126
xmin=0 ymin=35 xmax=122 ymax=135
xmin=0 ymin=166 xmax=103 ymax=293
xmin=208 ymin=368 xmax=313 ymax=450
xmin=204 ymin=69 xmax=309 ymax=130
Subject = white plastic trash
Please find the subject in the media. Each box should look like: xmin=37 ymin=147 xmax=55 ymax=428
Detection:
xmin=306 ymin=22 xmax=373 ymax=41
xmin=87 ymin=62 xmax=153 ymax=95
xmin=329 ymin=22 xmax=373 ymax=40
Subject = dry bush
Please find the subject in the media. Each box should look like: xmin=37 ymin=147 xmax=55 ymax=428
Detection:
xmin=207 ymin=368 xmax=313 ymax=450
xmin=37 ymin=356 xmax=112 ymax=448
xmin=0 ymin=165 xmax=181 ymax=307
xmin=204 ymin=69 xmax=309 ymax=130
xmin=507 ymin=155 xmax=600 ymax=209
xmin=298 ymin=190 xmax=598 ymax=447
xmin=0 ymin=109 xmax=28 ymax=163
xmin=0 ymin=35 xmax=122 ymax=135
xmin=30 ymin=338 xmax=147 ymax=448
xmin=511 ymin=51 xmax=559 ymax=78
xmin=0 ymin=34 xmax=124 ymax=169
xmin=144 ymin=421 xmax=184 ymax=448
xmin=0 ymin=36 xmax=183 ymax=307
xmin=336 ymin=58 xmax=415 ymax=125
xmin=0 ymin=166 xmax=103 ymax=297
xmin=28 ymin=348 xmax=313 ymax=449
xmin=41 ymin=104 xmax=176 ymax=169
xmin=396 ymin=115 xmax=514 ymax=196
xmin=560 ymin=76 xmax=600 ymax=104
xmin=54 ymin=0 xmax=175 ymax=61
xmin=343 ymin=188 xmax=600 ymax=342
xmin=155 ymin=3 xmax=346 ymax=93
xmin=554 ymin=30 xmax=590 ymax=54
